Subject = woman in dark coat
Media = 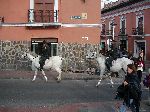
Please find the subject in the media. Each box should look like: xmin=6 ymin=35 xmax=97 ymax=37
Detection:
xmin=123 ymin=64 xmax=141 ymax=112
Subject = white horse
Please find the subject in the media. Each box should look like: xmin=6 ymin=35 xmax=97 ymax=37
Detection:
xmin=96 ymin=54 xmax=133 ymax=87
xmin=22 ymin=51 xmax=63 ymax=82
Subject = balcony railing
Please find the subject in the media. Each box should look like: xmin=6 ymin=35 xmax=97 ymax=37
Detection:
xmin=28 ymin=9 xmax=58 ymax=23
xmin=101 ymin=30 xmax=113 ymax=36
xmin=101 ymin=30 xmax=105 ymax=35
xmin=106 ymin=30 xmax=113 ymax=35
xmin=119 ymin=28 xmax=126 ymax=35
xmin=132 ymin=27 xmax=144 ymax=35
xmin=0 ymin=16 xmax=4 ymax=23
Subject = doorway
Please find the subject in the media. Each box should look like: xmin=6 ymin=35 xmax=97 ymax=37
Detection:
xmin=31 ymin=38 xmax=58 ymax=57
xmin=134 ymin=40 xmax=146 ymax=59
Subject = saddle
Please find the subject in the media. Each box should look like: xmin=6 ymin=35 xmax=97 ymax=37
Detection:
xmin=105 ymin=57 xmax=114 ymax=71
xmin=39 ymin=56 xmax=49 ymax=69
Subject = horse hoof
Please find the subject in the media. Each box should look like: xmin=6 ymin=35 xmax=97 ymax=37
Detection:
xmin=96 ymin=84 xmax=99 ymax=87
xmin=56 ymin=77 xmax=61 ymax=83
xmin=57 ymin=79 xmax=61 ymax=83
xmin=110 ymin=85 xmax=114 ymax=88
xmin=57 ymin=81 xmax=60 ymax=83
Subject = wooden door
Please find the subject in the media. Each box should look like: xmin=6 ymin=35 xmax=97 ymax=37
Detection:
xmin=34 ymin=0 xmax=54 ymax=22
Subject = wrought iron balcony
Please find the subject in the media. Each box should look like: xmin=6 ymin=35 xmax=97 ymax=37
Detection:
xmin=106 ymin=30 xmax=113 ymax=36
xmin=0 ymin=16 xmax=4 ymax=23
xmin=101 ymin=30 xmax=113 ymax=36
xmin=101 ymin=30 xmax=105 ymax=35
xmin=132 ymin=27 xmax=144 ymax=35
xmin=28 ymin=9 xmax=58 ymax=23
xmin=119 ymin=28 xmax=126 ymax=35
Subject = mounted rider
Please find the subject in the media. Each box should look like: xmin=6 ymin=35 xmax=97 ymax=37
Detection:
xmin=105 ymin=43 xmax=120 ymax=71
xmin=121 ymin=47 xmax=128 ymax=58
xmin=39 ymin=40 xmax=50 ymax=70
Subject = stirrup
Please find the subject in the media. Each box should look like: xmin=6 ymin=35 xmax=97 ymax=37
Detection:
xmin=39 ymin=67 xmax=43 ymax=71
xmin=106 ymin=68 xmax=110 ymax=72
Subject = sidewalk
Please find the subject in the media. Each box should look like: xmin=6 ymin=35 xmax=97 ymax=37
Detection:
xmin=0 ymin=101 xmax=149 ymax=112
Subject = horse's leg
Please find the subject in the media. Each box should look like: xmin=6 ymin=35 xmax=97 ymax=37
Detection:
xmin=96 ymin=68 xmax=105 ymax=87
xmin=41 ymin=70 xmax=48 ymax=82
xmin=55 ymin=67 xmax=62 ymax=81
xmin=96 ymin=77 xmax=102 ymax=87
xmin=32 ymin=69 xmax=38 ymax=81
xmin=109 ymin=75 xmax=114 ymax=88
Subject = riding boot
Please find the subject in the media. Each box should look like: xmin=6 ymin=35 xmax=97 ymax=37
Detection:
xmin=105 ymin=63 xmax=110 ymax=71
xmin=40 ymin=64 xmax=43 ymax=71
xmin=39 ymin=56 xmax=46 ymax=71
xmin=39 ymin=60 xmax=44 ymax=71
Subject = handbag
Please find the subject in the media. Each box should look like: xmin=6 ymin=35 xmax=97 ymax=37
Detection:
xmin=115 ymin=84 xmax=125 ymax=99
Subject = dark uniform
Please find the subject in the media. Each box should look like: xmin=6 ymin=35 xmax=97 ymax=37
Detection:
xmin=39 ymin=40 xmax=50 ymax=70
xmin=121 ymin=48 xmax=128 ymax=58
xmin=123 ymin=72 xmax=141 ymax=112
xmin=105 ymin=48 xmax=119 ymax=71
xmin=115 ymin=66 xmax=141 ymax=112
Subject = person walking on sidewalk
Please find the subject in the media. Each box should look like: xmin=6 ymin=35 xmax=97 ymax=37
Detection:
xmin=139 ymin=50 xmax=145 ymax=70
xmin=137 ymin=57 xmax=144 ymax=83
xmin=116 ymin=64 xmax=141 ymax=112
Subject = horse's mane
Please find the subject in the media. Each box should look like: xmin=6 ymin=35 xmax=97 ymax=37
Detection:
xmin=29 ymin=51 xmax=38 ymax=57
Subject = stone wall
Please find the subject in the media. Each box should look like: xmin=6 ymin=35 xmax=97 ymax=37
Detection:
xmin=0 ymin=40 xmax=31 ymax=70
xmin=58 ymin=42 xmax=100 ymax=72
xmin=0 ymin=40 xmax=100 ymax=71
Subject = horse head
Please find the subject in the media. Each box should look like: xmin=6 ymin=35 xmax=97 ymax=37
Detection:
xmin=21 ymin=49 xmax=39 ymax=63
xmin=21 ymin=51 xmax=28 ymax=59
xmin=21 ymin=49 xmax=30 ymax=59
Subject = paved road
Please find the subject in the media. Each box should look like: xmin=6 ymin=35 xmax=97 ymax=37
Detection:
xmin=0 ymin=79 xmax=149 ymax=112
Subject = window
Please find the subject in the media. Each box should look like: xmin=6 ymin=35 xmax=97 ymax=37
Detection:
xmin=137 ymin=16 xmax=144 ymax=35
xmin=0 ymin=16 xmax=4 ymax=23
xmin=101 ymin=42 xmax=106 ymax=51
xmin=109 ymin=20 xmax=114 ymax=35
xmin=136 ymin=12 xmax=144 ymax=35
xmin=101 ymin=24 xmax=106 ymax=35
xmin=120 ymin=40 xmax=127 ymax=51
xmin=120 ymin=16 xmax=126 ymax=34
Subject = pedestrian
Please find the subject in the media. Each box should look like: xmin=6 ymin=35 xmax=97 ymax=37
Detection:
xmin=121 ymin=48 xmax=128 ymax=58
xmin=115 ymin=64 xmax=141 ymax=112
xmin=139 ymin=50 xmax=144 ymax=61
xmin=128 ymin=51 xmax=133 ymax=60
xmin=39 ymin=40 xmax=50 ymax=70
xmin=137 ymin=57 xmax=144 ymax=83
xmin=139 ymin=50 xmax=145 ymax=70
xmin=143 ymin=68 xmax=150 ymax=88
